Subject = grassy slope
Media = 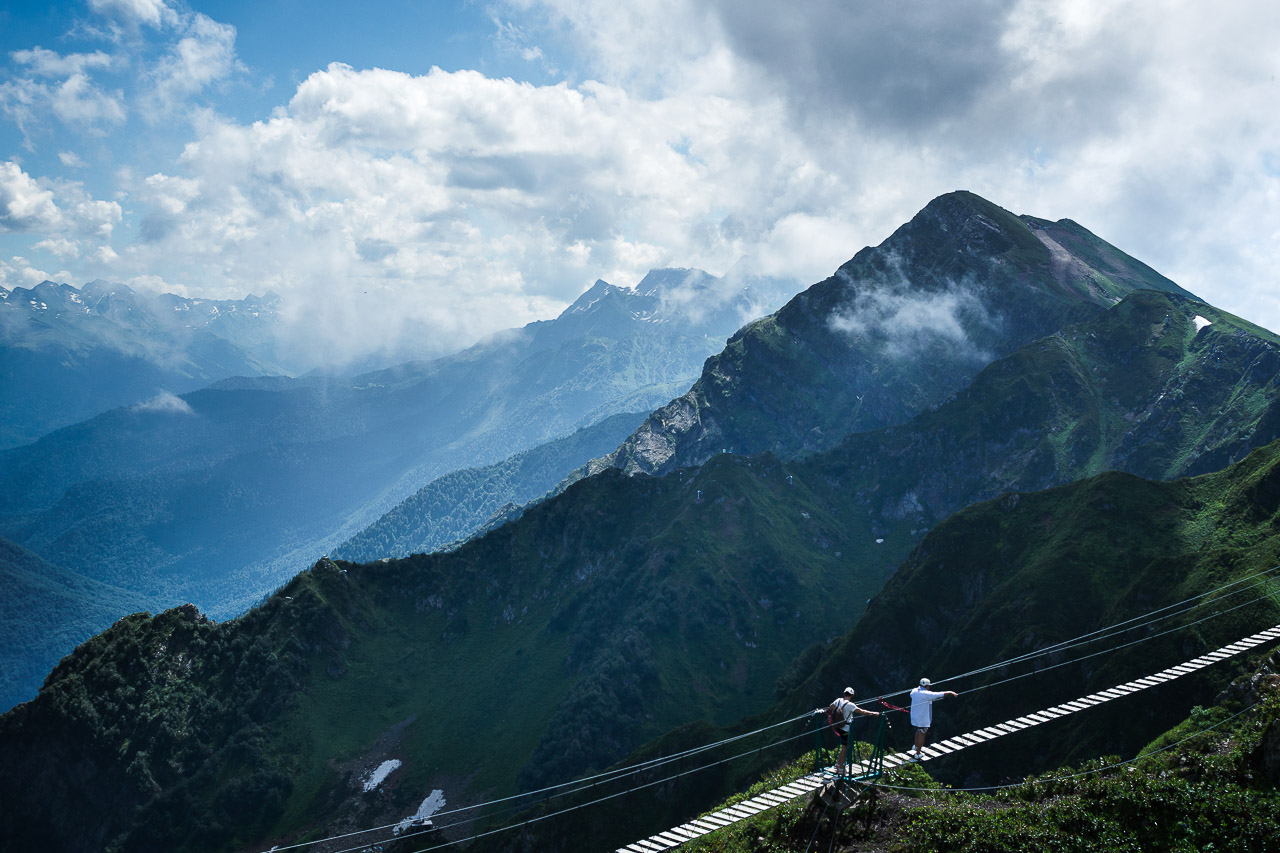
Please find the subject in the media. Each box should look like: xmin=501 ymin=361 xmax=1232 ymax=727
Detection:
xmin=508 ymin=437 xmax=1280 ymax=852
xmin=0 ymin=453 xmax=884 ymax=853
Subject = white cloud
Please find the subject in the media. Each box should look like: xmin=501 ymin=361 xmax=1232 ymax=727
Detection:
xmin=0 ymin=256 xmax=59 ymax=288
xmin=100 ymin=61 xmax=830 ymax=365
xmin=58 ymin=151 xmax=89 ymax=169
xmin=93 ymin=245 xmax=120 ymax=264
xmin=0 ymin=65 xmax=126 ymax=136
xmin=2 ymin=2 xmax=242 ymax=140
xmin=0 ymin=162 xmax=62 ymax=232
xmin=490 ymin=0 xmax=1280 ymax=336
xmin=0 ymin=161 xmax=122 ymax=244
xmin=88 ymin=0 xmax=180 ymax=30
xmin=5 ymin=0 xmax=1280 ymax=371
xmin=33 ymin=237 xmax=81 ymax=258
xmin=49 ymin=71 xmax=128 ymax=126
xmin=146 ymin=13 xmax=242 ymax=114
xmin=11 ymin=48 xmax=117 ymax=77
xmin=830 ymin=279 xmax=994 ymax=363
xmin=131 ymin=390 xmax=194 ymax=414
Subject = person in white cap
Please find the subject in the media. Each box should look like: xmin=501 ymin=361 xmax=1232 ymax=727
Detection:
xmin=826 ymin=686 xmax=880 ymax=774
xmin=908 ymin=678 xmax=958 ymax=760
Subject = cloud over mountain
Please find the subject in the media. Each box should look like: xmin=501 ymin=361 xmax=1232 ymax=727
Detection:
xmin=0 ymin=0 xmax=1277 ymax=369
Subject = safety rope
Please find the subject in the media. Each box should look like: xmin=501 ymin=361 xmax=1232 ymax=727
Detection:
xmin=872 ymin=699 xmax=1262 ymax=795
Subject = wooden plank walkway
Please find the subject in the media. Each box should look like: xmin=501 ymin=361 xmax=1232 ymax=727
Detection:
xmin=615 ymin=622 xmax=1280 ymax=852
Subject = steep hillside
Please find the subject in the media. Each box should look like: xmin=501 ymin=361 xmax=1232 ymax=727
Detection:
xmin=0 ymin=268 xmax=777 ymax=709
xmin=817 ymin=289 xmax=1280 ymax=542
xmin=0 ymin=281 xmax=286 ymax=448
xmin=4 ymin=289 xmax=1280 ymax=851
xmin=509 ymin=439 xmax=1280 ymax=853
xmin=333 ymin=410 xmax=648 ymax=562
xmin=0 ymin=538 xmax=147 ymax=713
xmin=0 ymin=453 xmax=882 ymax=853
xmin=597 ymin=191 xmax=1193 ymax=478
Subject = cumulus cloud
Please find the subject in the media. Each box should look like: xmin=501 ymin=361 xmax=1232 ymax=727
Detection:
xmin=101 ymin=61 xmax=832 ymax=365
xmin=0 ymin=162 xmax=62 ymax=232
xmin=2 ymin=0 xmax=241 ymax=141
xmin=0 ymin=161 xmax=122 ymax=260
xmin=0 ymin=53 xmax=127 ymax=136
xmin=496 ymin=0 xmax=1280 ymax=334
xmin=0 ymin=256 xmax=69 ymax=289
xmin=33 ymin=237 xmax=81 ymax=258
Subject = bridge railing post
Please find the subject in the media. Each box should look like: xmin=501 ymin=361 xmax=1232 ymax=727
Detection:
xmin=813 ymin=711 xmax=824 ymax=774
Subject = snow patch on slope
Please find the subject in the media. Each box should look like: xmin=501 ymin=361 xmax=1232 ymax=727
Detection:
xmin=362 ymin=759 xmax=402 ymax=792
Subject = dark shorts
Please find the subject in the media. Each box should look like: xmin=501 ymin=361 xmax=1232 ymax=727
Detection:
xmin=837 ymin=730 xmax=849 ymax=743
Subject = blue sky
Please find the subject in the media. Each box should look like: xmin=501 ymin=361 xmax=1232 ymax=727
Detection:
xmin=2 ymin=1 xmax=1279 ymax=368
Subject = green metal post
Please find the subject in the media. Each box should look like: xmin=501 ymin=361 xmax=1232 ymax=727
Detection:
xmin=813 ymin=712 xmax=824 ymax=774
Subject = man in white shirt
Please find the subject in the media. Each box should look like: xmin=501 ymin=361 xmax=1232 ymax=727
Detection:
xmin=826 ymin=686 xmax=881 ymax=774
xmin=908 ymin=678 xmax=958 ymax=760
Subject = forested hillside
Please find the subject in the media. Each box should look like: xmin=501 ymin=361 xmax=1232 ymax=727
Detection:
xmin=509 ymin=437 xmax=1280 ymax=852
xmin=334 ymin=410 xmax=648 ymax=562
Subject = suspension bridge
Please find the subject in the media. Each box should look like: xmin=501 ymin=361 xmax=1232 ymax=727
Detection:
xmin=258 ymin=566 xmax=1280 ymax=853
xmin=614 ymin=620 xmax=1280 ymax=852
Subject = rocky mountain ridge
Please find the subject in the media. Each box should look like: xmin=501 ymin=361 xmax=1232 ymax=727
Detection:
xmin=587 ymin=192 xmax=1192 ymax=481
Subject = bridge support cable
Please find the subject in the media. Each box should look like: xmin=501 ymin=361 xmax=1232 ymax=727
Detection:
xmin=614 ymin=622 xmax=1280 ymax=853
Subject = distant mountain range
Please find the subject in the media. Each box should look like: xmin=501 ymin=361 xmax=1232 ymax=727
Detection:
xmin=0 ymin=280 xmax=289 ymax=449
xmin=0 ymin=267 xmax=791 ymax=711
xmin=5 ymin=193 xmax=1280 ymax=853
